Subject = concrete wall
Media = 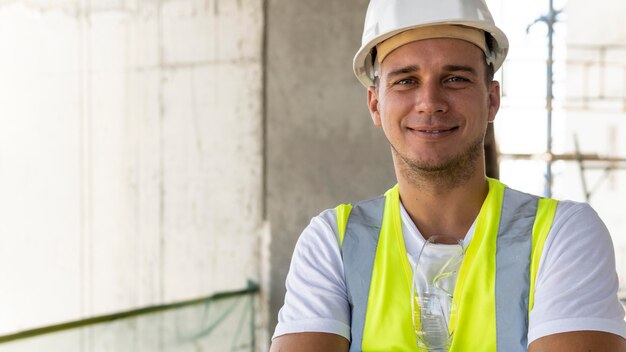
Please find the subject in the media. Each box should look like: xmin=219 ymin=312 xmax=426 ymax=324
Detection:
xmin=265 ymin=0 xmax=396 ymax=334
xmin=0 ymin=0 xmax=264 ymax=339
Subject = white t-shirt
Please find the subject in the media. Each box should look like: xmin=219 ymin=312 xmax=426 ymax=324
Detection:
xmin=273 ymin=198 xmax=626 ymax=346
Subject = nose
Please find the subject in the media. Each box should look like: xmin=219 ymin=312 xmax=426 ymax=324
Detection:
xmin=415 ymin=81 xmax=448 ymax=115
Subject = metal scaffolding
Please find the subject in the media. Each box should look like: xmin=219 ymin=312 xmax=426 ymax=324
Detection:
xmin=500 ymin=0 xmax=626 ymax=202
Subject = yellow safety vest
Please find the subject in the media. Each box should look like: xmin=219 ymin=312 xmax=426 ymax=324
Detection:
xmin=335 ymin=178 xmax=558 ymax=351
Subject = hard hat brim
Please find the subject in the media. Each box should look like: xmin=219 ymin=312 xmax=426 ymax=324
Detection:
xmin=353 ymin=20 xmax=509 ymax=88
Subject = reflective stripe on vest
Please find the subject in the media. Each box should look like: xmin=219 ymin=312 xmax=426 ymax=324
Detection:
xmin=336 ymin=178 xmax=558 ymax=351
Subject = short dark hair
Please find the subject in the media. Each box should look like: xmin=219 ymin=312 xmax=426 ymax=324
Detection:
xmin=484 ymin=32 xmax=496 ymax=83
xmin=485 ymin=61 xmax=495 ymax=84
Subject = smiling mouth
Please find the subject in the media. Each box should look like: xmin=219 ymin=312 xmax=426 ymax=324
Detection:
xmin=421 ymin=129 xmax=451 ymax=134
xmin=412 ymin=126 xmax=459 ymax=134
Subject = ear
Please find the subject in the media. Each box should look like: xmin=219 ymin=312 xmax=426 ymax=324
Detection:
xmin=367 ymin=86 xmax=382 ymax=127
xmin=487 ymin=81 xmax=501 ymax=123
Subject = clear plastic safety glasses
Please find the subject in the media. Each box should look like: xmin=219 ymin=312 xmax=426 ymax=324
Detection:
xmin=411 ymin=235 xmax=465 ymax=351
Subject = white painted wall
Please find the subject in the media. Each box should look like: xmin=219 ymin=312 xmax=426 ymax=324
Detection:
xmin=0 ymin=0 xmax=263 ymax=336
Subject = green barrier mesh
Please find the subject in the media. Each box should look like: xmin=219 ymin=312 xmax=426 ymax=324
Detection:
xmin=0 ymin=285 xmax=257 ymax=352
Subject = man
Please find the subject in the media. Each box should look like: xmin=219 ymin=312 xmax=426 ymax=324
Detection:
xmin=271 ymin=0 xmax=626 ymax=351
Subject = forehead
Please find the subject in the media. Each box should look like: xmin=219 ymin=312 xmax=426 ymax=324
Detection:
xmin=380 ymin=38 xmax=485 ymax=74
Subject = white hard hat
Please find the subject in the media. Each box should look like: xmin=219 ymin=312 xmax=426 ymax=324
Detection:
xmin=353 ymin=0 xmax=509 ymax=87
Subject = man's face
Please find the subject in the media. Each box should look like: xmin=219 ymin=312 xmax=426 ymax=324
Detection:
xmin=367 ymin=38 xmax=500 ymax=177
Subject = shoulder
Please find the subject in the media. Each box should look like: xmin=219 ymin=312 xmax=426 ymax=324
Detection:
xmin=529 ymin=199 xmax=626 ymax=343
xmin=548 ymin=200 xmax=612 ymax=253
xmin=295 ymin=208 xmax=341 ymax=253
xmin=287 ymin=208 xmax=344 ymax=288
xmin=553 ymin=200 xmax=603 ymax=226
xmin=538 ymin=200 xmax=615 ymax=282
xmin=273 ymin=207 xmax=351 ymax=340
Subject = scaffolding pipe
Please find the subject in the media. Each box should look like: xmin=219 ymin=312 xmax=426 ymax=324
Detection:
xmin=528 ymin=0 xmax=559 ymax=197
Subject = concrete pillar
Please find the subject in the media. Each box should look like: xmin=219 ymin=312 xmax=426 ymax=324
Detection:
xmin=265 ymin=0 xmax=396 ymax=336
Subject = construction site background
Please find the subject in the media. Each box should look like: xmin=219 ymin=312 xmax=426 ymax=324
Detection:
xmin=0 ymin=0 xmax=624 ymax=350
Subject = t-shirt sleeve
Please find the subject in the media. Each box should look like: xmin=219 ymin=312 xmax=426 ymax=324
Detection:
xmin=528 ymin=201 xmax=626 ymax=344
xmin=272 ymin=209 xmax=351 ymax=341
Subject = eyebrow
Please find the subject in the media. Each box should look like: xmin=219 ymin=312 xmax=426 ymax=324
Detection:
xmin=385 ymin=64 xmax=478 ymax=79
xmin=386 ymin=65 xmax=419 ymax=79
xmin=444 ymin=65 xmax=478 ymax=76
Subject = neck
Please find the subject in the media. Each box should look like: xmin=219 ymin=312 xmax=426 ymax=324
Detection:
xmin=394 ymin=156 xmax=490 ymax=242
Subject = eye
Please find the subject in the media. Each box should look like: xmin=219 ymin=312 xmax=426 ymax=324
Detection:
xmin=444 ymin=75 xmax=472 ymax=88
xmin=395 ymin=78 xmax=416 ymax=86
xmin=445 ymin=76 xmax=469 ymax=83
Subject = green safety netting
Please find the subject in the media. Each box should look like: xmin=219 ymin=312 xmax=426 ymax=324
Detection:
xmin=0 ymin=282 xmax=258 ymax=352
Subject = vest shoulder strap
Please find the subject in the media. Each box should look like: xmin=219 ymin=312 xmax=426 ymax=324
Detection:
xmin=340 ymin=195 xmax=385 ymax=351
xmin=529 ymin=197 xmax=559 ymax=311
xmin=494 ymin=187 xmax=539 ymax=351
xmin=334 ymin=203 xmax=353 ymax=247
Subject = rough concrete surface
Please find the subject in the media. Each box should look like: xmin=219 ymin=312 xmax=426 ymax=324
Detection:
xmin=265 ymin=0 xmax=396 ymax=337
xmin=0 ymin=0 xmax=264 ymax=343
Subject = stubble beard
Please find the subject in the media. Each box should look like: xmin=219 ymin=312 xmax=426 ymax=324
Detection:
xmin=391 ymin=133 xmax=485 ymax=191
